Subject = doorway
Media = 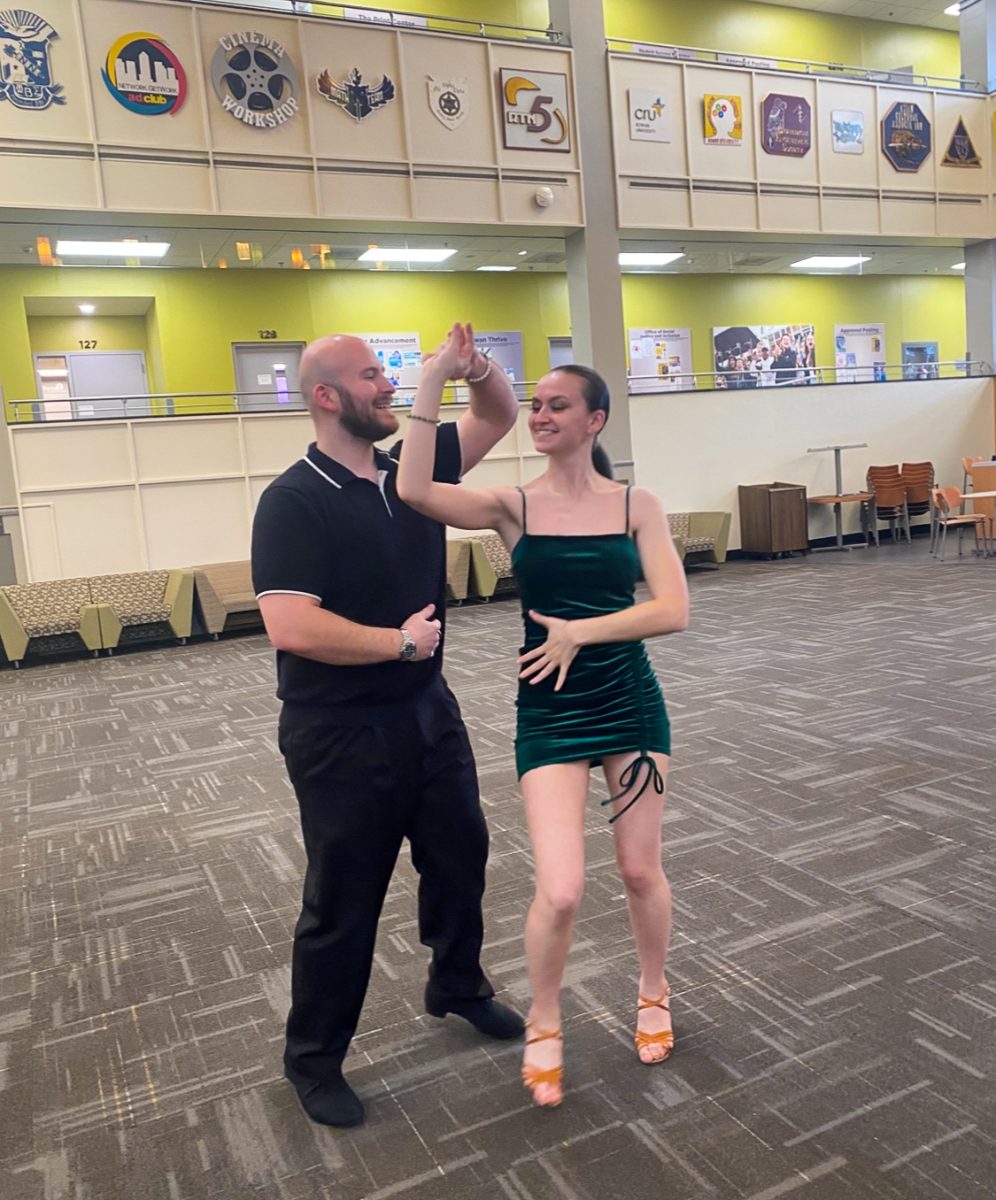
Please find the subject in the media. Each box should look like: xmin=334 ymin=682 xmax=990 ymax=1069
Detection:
xmin=548 ymin=337 xmax=573 ymax=369
xmin=33 ymin=351 xmax=150 ymax=419
xmin=233 ymin=342 xmax=305 ymax=411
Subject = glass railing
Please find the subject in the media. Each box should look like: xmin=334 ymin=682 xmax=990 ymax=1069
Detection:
xmin=8 ymin=364 xmax=990 ymax=423
xmin=607 ymin=37 xmax=980 ymax=94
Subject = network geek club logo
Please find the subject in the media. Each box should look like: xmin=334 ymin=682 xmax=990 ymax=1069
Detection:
xmin=210 ymin=31 xmax=299 ymax=128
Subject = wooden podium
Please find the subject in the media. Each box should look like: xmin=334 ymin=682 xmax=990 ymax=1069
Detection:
xmin=738 ymin=482 xmax=808 ymax=556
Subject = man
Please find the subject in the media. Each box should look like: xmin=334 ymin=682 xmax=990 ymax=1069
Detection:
xmin=754 ymin=344 xmax=776 ymax=387
xmin=251 ymin=328 xmax=522 ymax=1128
xmin=773 ymin=334 xmax=798 ymax=384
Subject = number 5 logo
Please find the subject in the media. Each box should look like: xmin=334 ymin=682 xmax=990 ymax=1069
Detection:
xmin=502 ymin=71 xmax=570 ymax=150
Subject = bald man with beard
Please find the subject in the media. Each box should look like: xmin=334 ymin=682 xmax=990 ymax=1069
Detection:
xmin=251 ymin=326 xmax=522 ymax=1127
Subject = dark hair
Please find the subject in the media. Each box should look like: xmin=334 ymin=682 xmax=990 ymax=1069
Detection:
xmin=551 ymin=364 xmax=613 ymax=478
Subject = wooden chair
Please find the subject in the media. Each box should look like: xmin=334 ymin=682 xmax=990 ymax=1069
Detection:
xmin=931 ymin=486 xmax=989 ymax=560
xmin=866 ymin=465 xmax=910 ymax=544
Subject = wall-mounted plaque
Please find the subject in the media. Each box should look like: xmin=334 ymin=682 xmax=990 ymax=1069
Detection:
xmin=831 ymin=109 xmax=864 ymax=155
xmin=500 ymin=68 xmax=570 ymax=152
xmin=0 ymin=9 xmax=64 ymax=110
xmin=761 ymin=93 xmax=811 ymax=157
xmin=704 ymin=95 xmax=742 ymax=145
xmin=941 ymin=117 xmax=981 ymax=167
xmin=881 ymin=101 xmax=931 ymax=173
xmin=102 ymin=33 xmax=187 ymax=116
xmin=210 ymin=32 xmax=300 ymax=128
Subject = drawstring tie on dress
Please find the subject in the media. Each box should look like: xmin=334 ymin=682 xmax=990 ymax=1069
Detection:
xmin=601 ymin=752 xmax=664 ymax=824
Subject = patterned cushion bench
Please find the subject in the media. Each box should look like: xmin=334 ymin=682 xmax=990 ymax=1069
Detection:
xmin=445 ymin=539 xmax=472 ymax=603
xmin=192 ymin=561 xmax=261 ymax=636
xmin=0 ymin=577 xmax=102 ymax=665
xmin=0 ymin=569 xmax=193 ymax=665
xmin=466 ymin=532 xmax=517 ymax=599
xmin=667 ymin=512 xmax=731 ymax=565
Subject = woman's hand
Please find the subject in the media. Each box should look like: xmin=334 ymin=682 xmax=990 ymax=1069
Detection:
xmin=422 ymin=322 xmax=475 ymax=382
xmin=517 ymin=610 xmax=580 ymax=691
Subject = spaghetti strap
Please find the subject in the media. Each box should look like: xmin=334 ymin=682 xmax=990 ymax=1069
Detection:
xmin=624 ymin=485 xmax=632 ymax=535
xmin=515 ymin=485 xmax=527 ymax=533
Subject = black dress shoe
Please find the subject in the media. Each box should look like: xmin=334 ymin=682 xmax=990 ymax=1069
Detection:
xmin=285 ymin=1067 xmax=365 ymax=1127
xmin=425 ymin=992 xmax=525 ymax=1040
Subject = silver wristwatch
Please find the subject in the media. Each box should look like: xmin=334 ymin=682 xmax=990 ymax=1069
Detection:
xmin=398 ymin=627 xmax=417 ymax=662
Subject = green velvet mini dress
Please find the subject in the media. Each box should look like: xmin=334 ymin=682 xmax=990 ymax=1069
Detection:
xmin=512 ymin=486 xmax=671 ymax=822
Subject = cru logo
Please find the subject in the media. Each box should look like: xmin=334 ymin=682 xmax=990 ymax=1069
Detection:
xmin=628 ymin=87 xmax=671 ymax=143
xmin=102 ymin=32 xmax=187 ymax=116
xmin=0 ymin=7 xmax=65 ymax=110
xmin=211 ymin=32 xmax=300 ymax=128
xmin=500 ymin=68 xmax=570 ymax=152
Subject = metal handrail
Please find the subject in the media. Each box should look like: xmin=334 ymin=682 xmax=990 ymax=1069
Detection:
xmin=607 ymin=37 xmax=981 ymax=94
xmin=159 ymin=0 xmax=564 ymax=43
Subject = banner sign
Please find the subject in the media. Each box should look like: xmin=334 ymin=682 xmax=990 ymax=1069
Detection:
xmin=704 ymin=95 xmax=742 ymax=145
xmin=881 ymin=101 xmax=930 ymax=173
xmin=831 ymin=109 xmax=864 ymax=155
xmin=500 ymin=68 xmax=570 ymax=152
xmin=628 ymin=88 xmax=671 ymax=142
xmin=761 ymin=93 xmax=811 ymax=157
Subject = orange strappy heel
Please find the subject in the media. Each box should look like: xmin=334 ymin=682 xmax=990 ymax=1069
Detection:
xmin=522 ymin=1024 xmax=563 ymax=1107
xmin=635 ymin=985 xmax=674 ymax=1064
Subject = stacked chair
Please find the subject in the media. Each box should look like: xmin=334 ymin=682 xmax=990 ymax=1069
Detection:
xmin=865 ymin=465 xmax=912 ymax=544
xmin=900 ymin=461 xmax=935 ymax=543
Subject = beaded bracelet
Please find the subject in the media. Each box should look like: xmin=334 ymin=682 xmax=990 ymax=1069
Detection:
xmin=467 ymin=357 xmax=493 ymax=384
xmin=408 ymin=412 xmax=440 ymax=425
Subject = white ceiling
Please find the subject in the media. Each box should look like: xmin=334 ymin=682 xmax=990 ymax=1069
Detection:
xmin=0 ymin=217 xmax=969 ymax=277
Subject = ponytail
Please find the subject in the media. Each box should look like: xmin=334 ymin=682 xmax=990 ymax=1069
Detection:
xmin=591 ymin=442 xmax=614 ymax=480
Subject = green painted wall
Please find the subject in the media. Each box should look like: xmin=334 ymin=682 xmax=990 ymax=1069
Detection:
xmin=0 ymin=265 xmax=966 ymax=418
xmin=604 ymin=0 xmax=961 ymax=80
xmin=622 ymin=272 xmax=967 ymax=376
xmin=325 ymin=2 xmax=550 ymax=35
xmin=28 ymin=316 xmax=149 ymax=357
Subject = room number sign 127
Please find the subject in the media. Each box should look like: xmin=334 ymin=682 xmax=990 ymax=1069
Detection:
xmin=78 ymin=339 xmax=98 ymax=349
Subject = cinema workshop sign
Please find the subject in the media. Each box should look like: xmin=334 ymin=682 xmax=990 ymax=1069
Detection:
xmin=210 ymin=31 xmax=300 ymax=128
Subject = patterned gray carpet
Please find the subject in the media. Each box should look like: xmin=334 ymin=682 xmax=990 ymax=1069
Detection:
xmin=1 ymin=544 xmax=994 ymax=1200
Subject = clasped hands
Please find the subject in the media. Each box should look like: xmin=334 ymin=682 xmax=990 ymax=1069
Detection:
xmin=518 ymin=610 xmax=580 ymax=692
xmin=422 ymin=322 xmax=489 ymax=383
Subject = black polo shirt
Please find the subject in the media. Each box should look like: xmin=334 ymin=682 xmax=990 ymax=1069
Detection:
xmin=251 ymin=423 xmax=461 ymax=712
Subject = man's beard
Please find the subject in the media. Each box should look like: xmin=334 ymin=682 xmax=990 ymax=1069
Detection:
xmin=338 ymin=385 xmax=397 ymax=442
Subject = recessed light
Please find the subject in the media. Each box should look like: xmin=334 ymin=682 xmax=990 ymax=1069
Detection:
xmin=518 ymin=250 xmax=529 ymax=256
xmin=56 ymin=240 xmax=170 ymax=258
xmin=78 ymin=303 xmax=95 ymax=315
xmin=357 ymin=247 xmax=456 ymax=263
xmin=790 ymin=255 xmax=871 ymax=269
xmin=951 ymin=261 xmax=966 ymax=269
xmin=477 ymin=265 xmax=517 ymax=272
xmin=618 ymin=252 xmax=685 ymax=266
xmin=944 ymin=3 xmax=960 ymax=14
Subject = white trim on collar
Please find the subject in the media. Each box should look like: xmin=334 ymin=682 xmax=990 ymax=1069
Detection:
xmin=301 ymin=455 xmax=342 ymax=489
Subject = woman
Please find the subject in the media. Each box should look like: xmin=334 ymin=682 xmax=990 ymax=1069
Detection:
xmin=398 ymin=324 xmax=689 ymax=1108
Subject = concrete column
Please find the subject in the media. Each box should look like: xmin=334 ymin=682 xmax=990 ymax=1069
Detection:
xmin=549 ymin=0 xmax=632 ymax=471
xmin=959 ymin=0 xmax=996 ymax=91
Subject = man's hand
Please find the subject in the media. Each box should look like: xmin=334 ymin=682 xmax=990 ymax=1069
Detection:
xmin=402 ymin=603 xmax=442 ymax=660
xmin=517 ymin=610 xmax=580 ymax=691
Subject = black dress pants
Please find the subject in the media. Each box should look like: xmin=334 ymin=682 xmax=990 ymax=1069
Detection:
xmin=278 ymin=677 xmax=494 ymax=1081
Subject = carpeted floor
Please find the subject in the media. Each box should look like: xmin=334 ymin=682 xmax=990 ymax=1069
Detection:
xmin=1 ymin=542 xmax=994 ymax=1200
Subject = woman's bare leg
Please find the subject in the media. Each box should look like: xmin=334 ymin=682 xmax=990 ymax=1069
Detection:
xmin=521 ymin=761 xmax=588 ymax=1104
xmin=603 ymin=751 xmax=672 ymax=1062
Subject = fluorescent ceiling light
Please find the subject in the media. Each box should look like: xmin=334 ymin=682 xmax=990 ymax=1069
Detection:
xmin=944 ymin=3 xmax=960 ymax=14
xmin=78 ymin=303 xmax=95 ymax=314
xmin=619 ymin=252 xmax=685 ymax=266
xmin=791 ymin=255 xmax=871 ymax=269
xmin=477 ymin=265 xmax=517 ymax=272
xmin=357 ymin=247 xmax=456 ymax=263
xmin=951 ymin=261 xmax=966 ymax=269
xmin=518 ymin=250 xmax=529 ymax=256
xmin=56 ymin=240 xmax=170 ymax=258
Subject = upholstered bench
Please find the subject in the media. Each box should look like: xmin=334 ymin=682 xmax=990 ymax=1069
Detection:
xmin=90 ymin=569 xmax=194 ymax=650
xmin=0 ymin=577 xmax=102 ymax=666
xmin=667 ymin=512 xmax=731 ymax=566
xmin=192 ymin=561 xmax=262 ymax=636
xmin=467 ymin=532 xmax=517 ymax=600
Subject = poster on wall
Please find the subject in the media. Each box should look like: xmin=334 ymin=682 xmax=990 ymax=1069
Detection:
xmin=454 ymin=332 xmax=526 ymax=402
xmin=941 ymin=118 xmax=981 ymax=167
xmin=628 ymin=89 xmax=671 ymax=142
xmin=881 ymin=102 xmax=931 ymax=173
xmin=834 ymin=324 xmax=886 ymax=383
xmin=704 ymin=94 xmax=742 ymax=145
xmin=500 ymin=68 xmax=570 ymax=152
xmin=211 ymin=31 xmax=300 ymax=128
xmin=358 ymin=332 xmax=422 ymax=394
xmin=902 ymin=341 xmax=939 ymax=379
xmin=0 ymin=9 xmax=65 ymax=110
xmin=712 ymin=324 xmax=817 ymax=388
xmin=831 ymin=109 xmax=864 ymax=155
xmin=760 ymin=93 xmax=811 ymax=157
xmin=628 ymin=328 xmax=694 ymax=392
xmin=101 ymin=33 xmax=187 ymax=116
